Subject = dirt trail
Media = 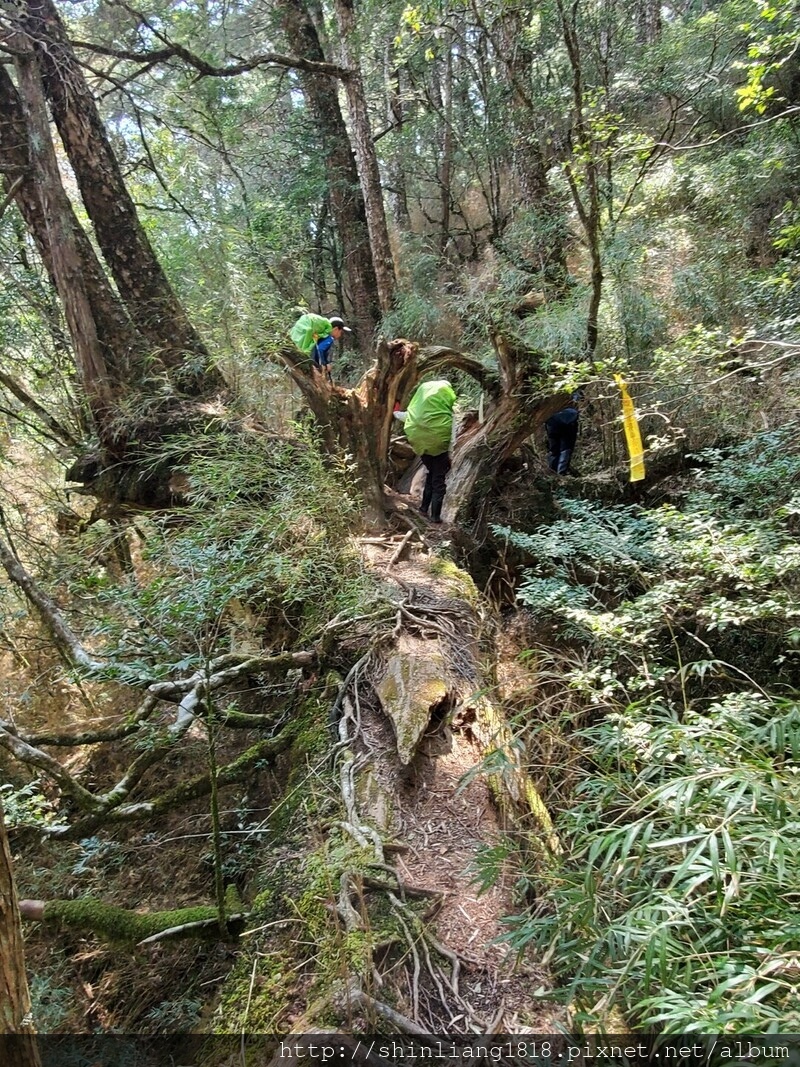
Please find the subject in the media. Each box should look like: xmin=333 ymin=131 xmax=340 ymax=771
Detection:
xmin=354 ymin=528 xmax=562 ymax=1032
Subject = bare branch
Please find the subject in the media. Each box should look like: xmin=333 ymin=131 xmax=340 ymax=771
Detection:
xmin=0 ymin=720 xmax=99 ymax=810
xmin=47 ymin=725 xmax=299 ymax=839
xmin=654 ymin=106 xmax=800 ymax=153
xmin=0 ymin=535 xmax=104 ymax=672
xmin=0 ymin=370 xmax=80 ymax=448
xmin=70 ymin=38 xmax=352 ymax=81
xmin=416 ymin=346 xmax=500 ymax=394
xmin=0 ymin=174 xmax=23 ymax=220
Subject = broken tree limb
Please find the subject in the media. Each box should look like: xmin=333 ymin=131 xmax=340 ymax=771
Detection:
xmin=46 ymin=722 xmax=300 ymax=839
xmin=388 ymin=528 xmax=415 ymax=566
xmin=19 ymin=896 xmax=246 ymax=945
xmin=0 ymin=535 xmax=104 ymax=672
xmin=0 ymin=368 xmax=80 ymax=447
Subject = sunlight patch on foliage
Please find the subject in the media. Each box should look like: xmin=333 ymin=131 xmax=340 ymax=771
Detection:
xmin=496 ymin=429 xmax=800 ymax=1032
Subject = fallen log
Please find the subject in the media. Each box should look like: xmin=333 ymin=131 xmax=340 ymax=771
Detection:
xmin=19 ymin=889 xmax=246 ymax=945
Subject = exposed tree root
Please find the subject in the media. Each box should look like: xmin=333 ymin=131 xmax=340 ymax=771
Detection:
xmin=317 ymin=633 xmax=509 ymax=1035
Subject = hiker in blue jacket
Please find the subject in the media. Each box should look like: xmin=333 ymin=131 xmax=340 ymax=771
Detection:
xmin=545 ymin=397 xmax=580 ymax=475
xmin=290 ymin=313 xmax=351 ymax=382
xmin=311 ymin=316 xmax=349 ymax=380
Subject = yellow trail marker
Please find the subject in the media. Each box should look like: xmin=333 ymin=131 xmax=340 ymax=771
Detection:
xmin=615 ymin=375 xmax=645 ymax=483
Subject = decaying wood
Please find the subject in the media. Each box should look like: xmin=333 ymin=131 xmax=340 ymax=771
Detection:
xmin=18 ymin=896 xmax=246 ymax=945
xmin=388 ymin=528 xmax=415 ymax=566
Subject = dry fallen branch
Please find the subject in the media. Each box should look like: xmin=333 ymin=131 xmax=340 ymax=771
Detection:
xmin=388 ymin=528 xmax=415 ymax=566
xmin=0 ymin=534 xmax=104 ymax=671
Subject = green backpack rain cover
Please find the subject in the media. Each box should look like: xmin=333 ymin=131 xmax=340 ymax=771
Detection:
xmin=404 ymin=380 xmax=456 ymax=456
xmin=290 ymin=313 xmax=332 ymax=355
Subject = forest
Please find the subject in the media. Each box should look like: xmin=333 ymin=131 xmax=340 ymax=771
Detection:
xmin=0 ymin=0 xmax=797 ymax=1053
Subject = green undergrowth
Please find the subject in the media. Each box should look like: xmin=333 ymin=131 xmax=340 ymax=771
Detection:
xmin=494 ymin=428 xmax=800 ymax=1033
xmin=214 ymin=827 xmax=409 ymax=1032
xmin=73 ymin=425 xmax=373 ymax=684
xmin=267 ymin=683 xmax=340 ymax=838
xmin=215 ymin=700 xmax=416 ymax=1033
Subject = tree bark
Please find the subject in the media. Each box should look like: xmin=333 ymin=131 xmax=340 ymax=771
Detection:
xmin=637 ymin=0 xmax=662 ymax=44
xmin=333 ymin=0 xmax=396 ymax=313
xmin=557 ymin=0 xmax=604 ymax=357
xmin=279 ymin=0 xmax=382 ymax=343
xmin=0 ymin=69 xmax=150 ymax=397
xmin=12 ymin=47 xmax=115 ymax=429
xmin=279 ymin=338 xmax=420 ymax=523
xmin=443 ymin=335 xmax=568 ymax=525
xmin=20 ymin=0 xmax=217 ymax=391
xmin=438 ymin=45 xmax=454 ymax=256
xmin=385 ymin=55 xmax=410 ymax=229
xmin=0 ymin=798 xmax=41 ymax=1066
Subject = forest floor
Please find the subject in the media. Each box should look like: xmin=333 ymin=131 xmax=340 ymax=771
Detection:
xmin=5 ymin=478 xmax=564 ymax=1036
xmin=349 ymin=507 xmax=564 ymax=1033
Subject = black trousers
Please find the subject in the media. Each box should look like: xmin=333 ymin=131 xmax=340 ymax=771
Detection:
xmin=546 ymin=424 xmax=578 ymax=475
xmin=420 ymin=452 xmax=451 ymax=521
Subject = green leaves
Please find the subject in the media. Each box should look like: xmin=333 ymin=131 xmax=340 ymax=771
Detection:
xmin=736 ymin=0 xmax=800 ymax=113
xmin=500 ymin=428 xmax=800 ymax=1032
xmin=508 ymin=699 xmax=796 ymax=1031
xmin=84 ymin=427 xmax=370 ymax=678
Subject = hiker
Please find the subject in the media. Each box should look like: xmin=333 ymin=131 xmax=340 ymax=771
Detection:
xmin=545 ymin=396 xmax=580 ymax=475
xmin=395 ymin=380 xmax=456 ymax=523
xmin=290 ymin=313 xmax=351 ymax=382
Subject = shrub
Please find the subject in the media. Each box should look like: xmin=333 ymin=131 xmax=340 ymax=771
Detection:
xmin=496 ymin=429 xmax=800 ymax=1032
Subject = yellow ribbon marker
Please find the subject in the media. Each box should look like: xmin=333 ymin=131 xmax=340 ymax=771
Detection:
xmin=615 ymin=374 xmax=645 ymax=482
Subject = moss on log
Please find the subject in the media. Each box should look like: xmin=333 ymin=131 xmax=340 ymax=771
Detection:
xmin=23 ymin=886 xmax=244 ymax=945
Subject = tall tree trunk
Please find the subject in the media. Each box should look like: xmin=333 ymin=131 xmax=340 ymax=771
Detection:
xmin=332 ymin=0 xmax=396 ymax=313
xmin=13 ymin=47 xmax=115 ymax=430
xmin=280 ymin=0 xmax=381 ymax=343
xmin=0 ymin=69 xmax=151 ymax=395
xmin=489 ymin=6 xmax=568 ymax=284
xmin=20 ymin=0 xmax=215 ymax=391
xmin=637 ymin=0 xmax=662 ymax=43
xmin=385 ymin=54 xmax=410 ymax=230
xmin=0 ymin=798 xmax=41 ymax=1067
xmin=484 ymin=38 xmax=506 ymax=241
xmin=439 ymin=46 xmax=454 ymax=256
xmin=557 ymin=0 xmax=603 ymax=357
